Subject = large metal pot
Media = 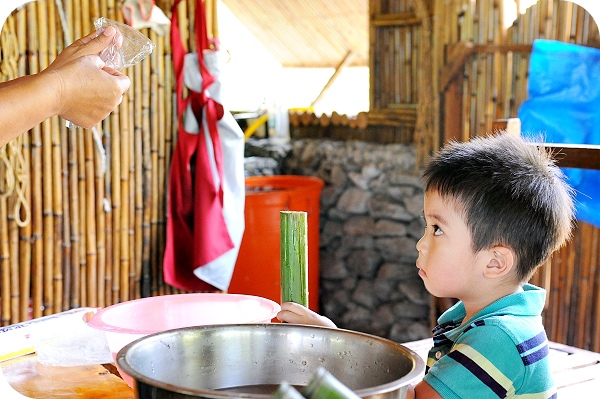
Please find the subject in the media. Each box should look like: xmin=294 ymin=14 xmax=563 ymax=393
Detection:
xmin=117 ymin=324 xmax=425 ymax=399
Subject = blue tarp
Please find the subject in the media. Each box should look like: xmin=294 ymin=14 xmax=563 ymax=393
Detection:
xmin=518 ymin=39 xmax=600 ymax=228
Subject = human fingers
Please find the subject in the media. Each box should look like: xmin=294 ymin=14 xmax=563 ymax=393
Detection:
xmin=79 ymin=26 xmax=119 ymax=55
xmin=276 ymin=302 xmax=336 ymax=327
xmin=47 ymin=27 xmax=117 ymax=72
xmin=102 ymin=65 xmax=131 ymax=91
xmin=52 ymin=55 xmax=130 ymax=128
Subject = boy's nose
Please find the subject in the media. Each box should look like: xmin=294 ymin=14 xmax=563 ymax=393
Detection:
xmin=416 ymin=235 xmax=426 ymax=252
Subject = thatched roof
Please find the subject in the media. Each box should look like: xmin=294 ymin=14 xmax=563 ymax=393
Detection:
xmin=220 ymin=0 xmax=368 ymax=67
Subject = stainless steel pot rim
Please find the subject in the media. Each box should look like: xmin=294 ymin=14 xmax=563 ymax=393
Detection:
xmin=117 ymin=323 xmax=425 ymax=398
xmin=117 ymin=323 xmax=426 ymax=396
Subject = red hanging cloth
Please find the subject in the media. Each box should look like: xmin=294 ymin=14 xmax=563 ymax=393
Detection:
xmin=163 ymin=0 xmax=234 ymax=291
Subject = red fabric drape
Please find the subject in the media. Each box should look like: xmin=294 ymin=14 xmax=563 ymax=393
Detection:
xmin=163 ymin=0 xmax=234 ymax=291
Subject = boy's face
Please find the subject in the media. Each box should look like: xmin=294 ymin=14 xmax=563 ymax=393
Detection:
xmin=416 ymin=190 xmax=488 ymax=300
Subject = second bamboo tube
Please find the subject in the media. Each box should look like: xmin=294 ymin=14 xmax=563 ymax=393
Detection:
xmin=280 ymin=211 xmax=308 ymax=307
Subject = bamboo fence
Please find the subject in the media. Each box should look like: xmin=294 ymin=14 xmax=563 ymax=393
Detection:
xmin=437 ymin=0 xmax=600 ymax=140
xmin=0 ymin=0 xmax=208 ymax=326
xmin=435 ymin=0 xmax=600 ymax=352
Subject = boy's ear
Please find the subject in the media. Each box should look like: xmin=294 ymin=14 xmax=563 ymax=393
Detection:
xmin=483 ymin=246 xmax=515 ymax=278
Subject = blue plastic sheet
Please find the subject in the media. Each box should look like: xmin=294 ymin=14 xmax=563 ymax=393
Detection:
xmin=518 ymin=39 xmax=600 ymax=228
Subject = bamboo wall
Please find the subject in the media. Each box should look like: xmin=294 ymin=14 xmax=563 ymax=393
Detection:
xmin=437 ymin=0 xmax=600 ymax=352
xmin=0 ymin=0 xmax=211 ymax=326
xmin=438 ymin=0 xmax=600 ymax=141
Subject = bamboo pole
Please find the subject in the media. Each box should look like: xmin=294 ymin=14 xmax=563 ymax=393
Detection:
xmin=47 ymin=0 xmax=65 ymax=313
xmin=12 ymin=6 xmax=31 ymax=324
xmin=133 ymin=59 xmax=144 ymax=299
xmin=61 ymin=112 xmax=72 ymax=311
xmin=77 ymin=128 xmax=87 ymax=307
xmin=160 ymin=27 xmax=174 ymax=296
xmin=106 ymin=0 xmax=122 ymax=302
xmin=311 ymin=50 xmax=354 ymax=109
xmin=120 ymin=79 xmax=131 ymax=302
xmin=146 ymin=30 xmax=161 ymax=298
xmin=0 ymin=159 xmax=9 ymax=325
xmin=37 ymin=0 xmax=56 ymax=317
xmin=110 ymin=89 xmax=121 ymax=305
xmin=8 ymin=183 xmax=20 ymax=323
xmin=575 ymin=223 xmax=593 ymax=348
xmin=128 ymin=63 xmax=137 ymax=299
xmin=67 ymin=127 xmax=81 ymax=309
xmin=95 ymin=129 xmax=106 ymax=308
xmin=24 ymin=2 xmax=44 ymax=320
xmin=102 ymin=117 xmax=113 ymax=306
xmin=84 ymin=129 xmax=98 ymax=307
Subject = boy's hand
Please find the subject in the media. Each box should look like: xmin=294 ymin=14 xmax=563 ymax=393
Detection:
xmin=276 ymin=302 xmax=337 ymax=328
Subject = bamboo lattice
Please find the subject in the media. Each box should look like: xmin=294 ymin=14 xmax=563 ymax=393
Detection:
xmin=0 ymin=0 xmax=192 ymax=326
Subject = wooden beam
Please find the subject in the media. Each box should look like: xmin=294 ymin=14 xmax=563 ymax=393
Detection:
xmin=440 ymin=42 xmax=475 ymax=91
xmin=372 ymin=12 xmax=421 ymax=27
xmin=311 ymin=50 xmax=354 ymax=109
xmin=493 ymin=119 xmax=600 ymax=170
xmin=440 ymin=43 xmax=532 ymax=91
xmin=546 ymin=143 xmax=600 ymax=170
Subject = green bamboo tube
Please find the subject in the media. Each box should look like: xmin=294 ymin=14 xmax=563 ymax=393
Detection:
xmin=303 ymin=367 xmax=361 ymax=399
xmin=272 ymin=382 xmax=305 ymax=399
xmin=280 ymin=211 xmax=308 ymax=306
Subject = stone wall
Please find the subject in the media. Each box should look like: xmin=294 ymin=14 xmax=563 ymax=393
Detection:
xmin=245 ymin=138 xmax=431 ymax=343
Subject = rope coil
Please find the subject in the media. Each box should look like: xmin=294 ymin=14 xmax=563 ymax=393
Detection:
xmin=0 ymin=19 xmax=31 ymax=227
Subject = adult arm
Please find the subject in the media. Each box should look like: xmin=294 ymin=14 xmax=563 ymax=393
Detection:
xmin=0 ymin=26 xmax=130 ymax=146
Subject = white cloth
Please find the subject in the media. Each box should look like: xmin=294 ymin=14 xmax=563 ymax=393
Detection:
xmin=183 ymin=51 xmax=245 ymax=291
xmin=121 ymin=0 xmax=170 ymax=36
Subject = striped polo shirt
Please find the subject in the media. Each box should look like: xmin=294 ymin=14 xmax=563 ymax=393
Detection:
xmin=423 ymin=284 xmax=556 ymax=398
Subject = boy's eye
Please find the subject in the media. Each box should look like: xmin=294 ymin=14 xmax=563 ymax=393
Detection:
xmin=433 ymin=225 xmax=444 ymax=236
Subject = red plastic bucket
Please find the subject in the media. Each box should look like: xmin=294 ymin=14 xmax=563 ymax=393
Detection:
xmin=228 ymin=175 xmax=324 ymax=312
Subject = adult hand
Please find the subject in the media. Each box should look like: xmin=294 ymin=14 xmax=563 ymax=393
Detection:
xmin=39 ymin=25 xmax=131 ymax=128
xmin=46 ymin=26 xmax=121 ymax=71
xmin=276 ymin=302 xmax=337 ymax=328
xmin=0 ymin=26 xmax=131 ymax=143
xmin=42 ymin=55 xmax=130 ymax=128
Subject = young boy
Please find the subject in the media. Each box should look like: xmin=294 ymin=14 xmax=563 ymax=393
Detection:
xmin=277 ymin=133 xmax=574 ymax=399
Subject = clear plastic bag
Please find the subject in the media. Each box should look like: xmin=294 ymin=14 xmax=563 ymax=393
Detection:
xmin=95 ymin=17 xmax=155 ymax=71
